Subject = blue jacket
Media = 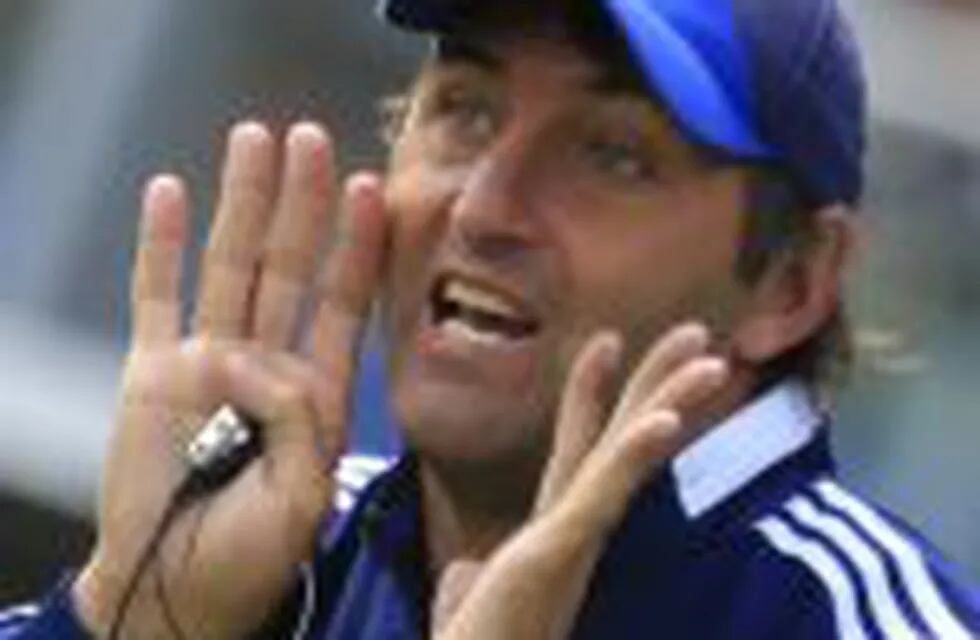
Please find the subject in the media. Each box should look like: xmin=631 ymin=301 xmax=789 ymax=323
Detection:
xmin=3 ymin=382 xmax=978 ymax=638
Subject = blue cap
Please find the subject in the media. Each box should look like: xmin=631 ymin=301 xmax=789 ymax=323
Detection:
xmin=379 ymin=0 xmax=867 ymax=207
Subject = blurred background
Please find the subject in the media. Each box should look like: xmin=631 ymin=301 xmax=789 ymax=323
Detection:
xmin=0 ymin=0 xmax=978 ymax=604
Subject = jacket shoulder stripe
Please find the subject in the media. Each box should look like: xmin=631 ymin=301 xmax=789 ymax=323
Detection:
xmin=754 ymin=514 xmax=870 ymax=640
xmin=333 ymin=454 xmax=395 ymax=513
xmin=0 ymin=604 xmax=39 ymax=626
xmin=784 ymin=495 xmax=919 ymax=638
xmin=339 ymin=454 xmax=394 ymax=475
xmin=338 ymin=455 xmax=393 ymax=485
xmin=814 ymin=480 xmax=973 ymax=640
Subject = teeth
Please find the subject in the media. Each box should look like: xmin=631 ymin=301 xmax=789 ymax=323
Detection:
xmin=444 ymin=280 xmax=522 ymax=320
xmin=442 ymin=318 xmax=506 ymax=345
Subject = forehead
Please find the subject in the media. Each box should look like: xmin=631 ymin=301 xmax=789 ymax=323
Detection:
xmin=415 ymin=32 xmax=731 ymax=176
xmin=425 ymin=14 xmax=654 ymax=101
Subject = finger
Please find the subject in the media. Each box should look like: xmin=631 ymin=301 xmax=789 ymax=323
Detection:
xmin=309 ymin=173 xmax=388 ymax=430
xmin=607 ymin=322 xmax=709 ymax=427
xmin=559 ymin=358 xmax=727 ymax=534
xmin=562 ymin=410 xmax=683 ymax=534
xmin=631 ymin=356 xmax=729 ymax=425
xmin=235 ymin=347 xmax=347 ymax=469
xmin=432 ymin=560 xmax=484 ymax=634
xmin=219 ymin=352 xmax=334 ymax=513
xmin=194 ymin=122 xmax=277 ymax=339
xmin=131 ymin=175 xmax=189 ymax=348
xmin=152 ymin=344 xmax=316 ymax=446
xmin=253 ymin=122 xmax=336 ymax=350
xmin=535 ymin=332 xmax=621 ymax=515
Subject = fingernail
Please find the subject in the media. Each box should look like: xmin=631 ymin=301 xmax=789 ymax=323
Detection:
xmin=289 ymin=120 xmax=326 ymax=142
xmin=288 ymin=121 xmax=331 ymax=158
xmin=230 ymin=120 xmax=271 ymax=151
xmin=346 ymin=172 xmax=380 ymax=201
xmin=144 ymin=173 xmax=181 ymax=197
xmin=704 ymin=357 xmax=730 ymax=380
xmin=679 ymin=321 xmax=711 ymax=345
xmin=142 ymin=175 xmax=186 ymax=242
xmin=655 ymin=410 xmax=682 ymax=434
xmin=599 ymin=332 xmax=623 ymax=370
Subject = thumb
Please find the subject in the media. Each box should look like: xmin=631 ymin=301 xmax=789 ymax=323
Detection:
xmin=432 ymin=560 xmax=485 ymax=634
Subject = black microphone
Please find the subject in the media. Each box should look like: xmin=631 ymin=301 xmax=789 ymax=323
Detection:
xmin=108 ymin=405 xmax=265 ymax=640
xmin=183 ymin=404 xmax=265 ymax=497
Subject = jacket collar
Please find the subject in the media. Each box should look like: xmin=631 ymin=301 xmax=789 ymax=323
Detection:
xmin=671 ymin=380 xmax=825 ymax=520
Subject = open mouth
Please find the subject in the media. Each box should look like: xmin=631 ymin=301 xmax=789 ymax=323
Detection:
xmin=429 ymin=274 xmax=541 ymax=344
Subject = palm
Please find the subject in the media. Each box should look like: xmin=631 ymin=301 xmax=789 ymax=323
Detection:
xmin=76 ymin=121 xmax=388 ymax=639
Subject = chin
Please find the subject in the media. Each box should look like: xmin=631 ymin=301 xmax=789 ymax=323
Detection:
xmin=392 ymin=379 xmax=552 ymax=468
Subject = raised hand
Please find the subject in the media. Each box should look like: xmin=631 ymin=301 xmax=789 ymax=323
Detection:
xmin=73 ymin=122 xmax=388 ymax=639
xmin=436 ymin=324 xmax=728 ymax=640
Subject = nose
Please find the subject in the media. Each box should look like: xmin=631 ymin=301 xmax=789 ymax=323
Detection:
xmin=448 ymin=132 xmax=541 ymax=264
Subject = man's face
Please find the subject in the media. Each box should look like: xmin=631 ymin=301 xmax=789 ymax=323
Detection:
xmin=381 ymin=32 xmax=753 ymax=468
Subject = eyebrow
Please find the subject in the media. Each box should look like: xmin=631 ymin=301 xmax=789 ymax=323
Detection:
xmin=585 ymin=62 xmax=654 ymax=100
xmin=435 ymin=35 xmax=650 ymax=101
xmin=433 ymin=37 xmax=504 ymax=73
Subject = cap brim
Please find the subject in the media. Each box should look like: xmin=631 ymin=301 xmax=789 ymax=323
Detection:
xmin=380 ymin=0 xmax=775 ymax=159
xmin=606 ymin=0 xmax=773 ymax=158
xmin=379 ymin=0 xmax=461 ymax=32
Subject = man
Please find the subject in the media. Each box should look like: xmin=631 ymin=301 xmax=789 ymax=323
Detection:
xmin=2 ymin=0 xmax=978 ymax=637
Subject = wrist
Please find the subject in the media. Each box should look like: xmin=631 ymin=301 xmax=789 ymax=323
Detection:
xmin=74 ymin=558 xmax=187 ymax=640
xmin=3 ymin=571 xmax=100 ymax=639
xmin=538 ymin=502 xmax=611 ymax=559
xmin=494 ymin=511 xmax=605 ymax=589
xmin=72 ymin=561 xmax=119 ymax=639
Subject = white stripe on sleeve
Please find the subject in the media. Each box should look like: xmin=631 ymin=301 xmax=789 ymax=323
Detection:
xmin=815 ymin=480 xmax=973 ymax=640
xmin=785 ymin=495 xmax=918 ymax=639
xmin=333 ymin=454 xmax=394 ymax=513
xmin=339 ymin=455 xmax=393 ymax=476
xmin=337 ymin=455 xmax=393 ymax=488
xmin=0 ymin=604 xmax=40 ymax=625
xmin=755 ymin=515 xmax=869 ymax=640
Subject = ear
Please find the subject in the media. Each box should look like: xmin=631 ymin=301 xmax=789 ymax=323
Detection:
xmin=731 ymin=205 xmax=861 ymax=364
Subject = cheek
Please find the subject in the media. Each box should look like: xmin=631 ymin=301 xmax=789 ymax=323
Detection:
xmin=383 ymin=138 xmax=477 ymax=269
xmin=379 ymin=161 xmax=448 ymax=362
xmin=383 ymin=143 xmax=463 ymax=276
xmin=550 ymin=189 xmax=744 ymax=340
xmin=386 ymin=158 xmax=449 ymax=245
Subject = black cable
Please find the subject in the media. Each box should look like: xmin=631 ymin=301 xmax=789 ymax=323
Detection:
xmin=106 ymin=406 xmax=264 ymax=639
xmin=107 ymin=474 xmax=207 ymax=640
xmin=154 ymin=536 xmax=190 ymax=640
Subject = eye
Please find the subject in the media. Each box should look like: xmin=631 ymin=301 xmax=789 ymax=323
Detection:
xmin=585 ymin=138 xmax=656 ymax=182
xmin=429 ymin=83 xmax=499 ymax=148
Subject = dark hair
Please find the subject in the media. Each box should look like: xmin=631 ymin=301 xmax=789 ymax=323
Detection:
xmin=736 ymin=170 xmax=853 ymax=393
